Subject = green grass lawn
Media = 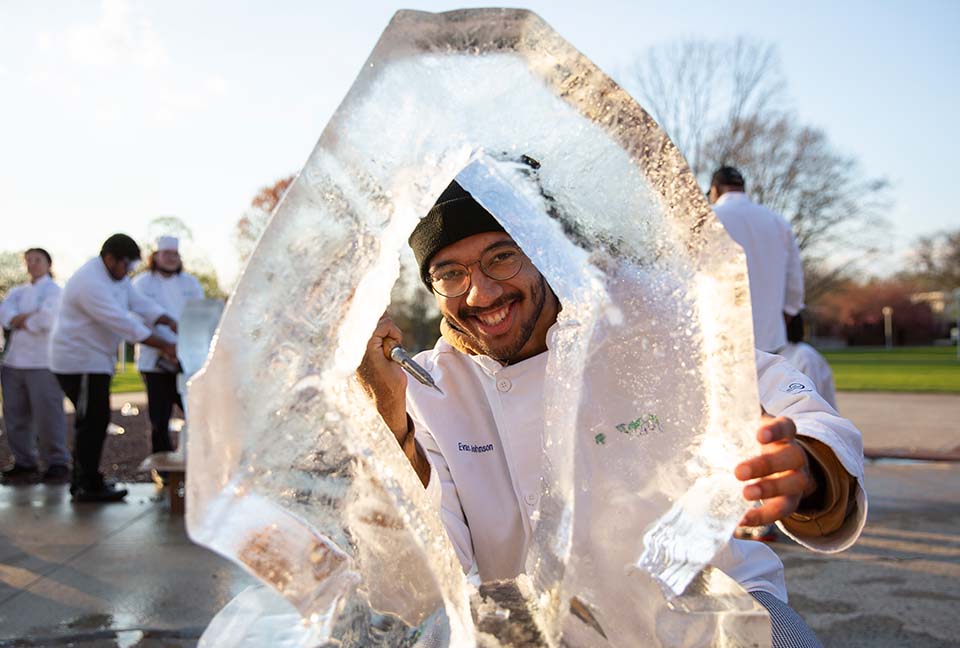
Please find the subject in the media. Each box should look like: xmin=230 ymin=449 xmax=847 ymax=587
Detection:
xmin=105 ymin=348 xmax=958 ymax=394
xmin=821 ymin=346 xmax=960 ymax=393
xmin=110 ymin=363 xmax=145 ymax=393
xmin=8 ymin=347 xmax=954 ymax=399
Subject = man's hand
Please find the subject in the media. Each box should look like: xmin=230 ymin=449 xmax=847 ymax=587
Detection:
xmin=161 ymin=342 xmax=178 ymax=364
xmin=141 ymin=334 xmax=177 ymax=363
xmin=157 ymin=314 xmax=178 ymax=334
xmin=356 ymin=315 xmax=409 ymax=442
xmin=9 ymin=313 xmax=30 ymax=330
xmin=734 ymin=416 xmax=815 ymax=527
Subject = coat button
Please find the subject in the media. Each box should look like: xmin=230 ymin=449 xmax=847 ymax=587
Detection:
xmin=496 ymin=378 xmax=512 ymax=393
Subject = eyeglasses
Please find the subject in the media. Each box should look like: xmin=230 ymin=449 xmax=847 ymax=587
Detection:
xmin=429 ymin=245 xmax=525 ymax=298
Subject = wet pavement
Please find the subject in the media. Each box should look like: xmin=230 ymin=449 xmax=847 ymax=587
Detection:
xmin=1 ymin=465 xmax=957 ymax=647
xmin=0 ymin=392 xmax=958 ymax=646
xmin=0 ymin=484 xmax=253 ymax=647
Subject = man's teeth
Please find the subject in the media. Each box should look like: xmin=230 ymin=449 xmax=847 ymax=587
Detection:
xmin=476 ymin=305 xmax=509 ymax=326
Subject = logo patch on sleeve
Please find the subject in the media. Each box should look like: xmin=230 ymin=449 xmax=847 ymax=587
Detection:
xmin=780 ymin=381 xmax=812 ymax=395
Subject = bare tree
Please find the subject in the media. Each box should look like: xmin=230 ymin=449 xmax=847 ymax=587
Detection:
xmin=704 ymin=113 xmax=889 ymax=263
xmin=901 ymin=228 xmax=960 ymax=290
xmin=630 ymin=37 xmax=889 ymax=298
xmin=632 ymin=38 xmax=785 ymax=180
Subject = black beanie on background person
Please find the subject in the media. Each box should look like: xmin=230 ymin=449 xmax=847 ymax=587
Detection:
xmin=100 ymin=233 xmax=142 ymax=261
xmin=409 ymin=180 xmax=506 ymax=287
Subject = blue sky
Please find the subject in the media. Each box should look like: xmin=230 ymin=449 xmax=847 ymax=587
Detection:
xmin=1 ymin=0 xmax=956 ymax=286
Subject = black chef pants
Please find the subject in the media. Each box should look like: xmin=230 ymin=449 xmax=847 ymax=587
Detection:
xmin=141 ymin=371 xmax=182 ymax=453
xmin=55 ymin=373 xmax=112 ymax=489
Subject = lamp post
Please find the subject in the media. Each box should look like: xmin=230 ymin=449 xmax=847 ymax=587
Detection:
xmin=882 ymin=306 xmax=894 ymax=350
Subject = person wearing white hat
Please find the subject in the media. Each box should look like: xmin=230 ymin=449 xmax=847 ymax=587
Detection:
xmin=132 ymin=236 xmax=204 ymax=455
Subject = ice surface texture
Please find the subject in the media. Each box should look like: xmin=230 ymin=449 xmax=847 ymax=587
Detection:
xmin=176 ymin=298 xmax=224 ymax=400
xmin=187 ymin=8 xmax=768 ymax=647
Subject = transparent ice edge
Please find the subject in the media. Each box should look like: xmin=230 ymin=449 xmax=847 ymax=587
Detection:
xmin=188 ymin=487 xmax=359 ymax=628
xmin=635 ymin=474 xmax=744 ymax=597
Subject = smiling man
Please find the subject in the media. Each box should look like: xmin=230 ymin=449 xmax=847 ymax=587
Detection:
xmin=357 ymin=180 xmax=865 ymax=647
xmin=410 ymin=195 xmax=556 ymax=364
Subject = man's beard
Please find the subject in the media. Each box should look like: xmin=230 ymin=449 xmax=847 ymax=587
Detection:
xmin=454 ymin=275 xmax=548 ymax=364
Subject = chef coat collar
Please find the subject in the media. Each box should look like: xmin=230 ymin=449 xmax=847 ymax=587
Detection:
xmin=436 ymin=322 xmax=564 ymax=378
xmin=714 ymin=191 xmax=751 ymax=207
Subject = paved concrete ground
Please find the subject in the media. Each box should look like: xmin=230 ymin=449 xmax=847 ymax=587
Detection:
xmin=0 ymin=484 xmax=254 ymax=647
xmin=836 ymin=392 xmax=960 ymax=456
xmin=1 ymin=465 xmax=956 ymax=647
xmin=0 ymin=391 xmax=957 ymax=646
xmin=774 ymin=460 xmax=960 ymax=648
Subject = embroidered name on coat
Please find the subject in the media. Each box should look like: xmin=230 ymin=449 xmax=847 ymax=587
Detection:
xmin=458 ymin=442 xmax=495 ymax=453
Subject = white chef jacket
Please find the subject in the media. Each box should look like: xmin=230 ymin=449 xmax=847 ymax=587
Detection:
xmin=407 ymin=334 xmax=866 ymax=603
xmin=0 ymin=276 xmax=61 ymax=370
xmin=50 ymin=257 xmax=166 ymax=375
xmin=779 ymin=342 xmax=838 ymax=410
xmin=132 ymin=271 xmax=203 ymax=372
xmin=712 ymin=192 xmax=804 ymax=353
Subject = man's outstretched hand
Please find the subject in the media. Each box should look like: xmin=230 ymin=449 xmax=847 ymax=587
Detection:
xmin=735 ymin=416 xmax=816 ymax=527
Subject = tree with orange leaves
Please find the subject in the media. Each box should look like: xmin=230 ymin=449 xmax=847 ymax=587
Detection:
xmin=235 ymin=174 xmax=296 ymax=263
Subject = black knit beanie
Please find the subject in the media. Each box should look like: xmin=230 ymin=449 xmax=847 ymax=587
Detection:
xmin=409 ymin=180 xmax=505 ymax=287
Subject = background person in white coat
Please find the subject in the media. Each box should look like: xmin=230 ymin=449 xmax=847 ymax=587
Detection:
xmin=133 ymin=236 xmax=204 ymax=454
xmin=709 ymin=166 xmax=805 ymax=353
xmin=780 ymin=312 xmax=838 ymax=410
xmin=50 ymin=234 xmax=179 ymax=502
xmin=0 ymin=248 xmax=70 ymax=485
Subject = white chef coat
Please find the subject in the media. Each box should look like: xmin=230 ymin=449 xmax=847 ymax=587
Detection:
xmin=779 ymin=342 xmax=838 ymax=410
xmin=50 ymin=257 xmax=166 ymax=375
xmin=132 ymin=271 xmax=203 ymax=372
xmin=712 ymin=192 xmax=804 ymax=353
xmin=0 ymin=276 xmax=61 ymax=369
xmin=407 ymin=334 xmax=866 ymax=602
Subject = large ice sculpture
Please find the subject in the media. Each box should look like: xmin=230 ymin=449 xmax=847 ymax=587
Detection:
xmin=187 ymin=8 xmax=769 ymax=647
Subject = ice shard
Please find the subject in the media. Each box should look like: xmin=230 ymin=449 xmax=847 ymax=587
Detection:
xmin=187 ymin=8 xmax=769 ymax=647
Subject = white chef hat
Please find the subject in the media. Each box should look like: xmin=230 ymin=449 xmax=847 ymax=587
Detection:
xmin=156 ymin=236 xmax=179 ymax=252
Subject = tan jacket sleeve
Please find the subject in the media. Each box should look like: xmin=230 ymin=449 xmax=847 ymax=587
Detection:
xmin=783 ymin=437 xmax=858 ymax=537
